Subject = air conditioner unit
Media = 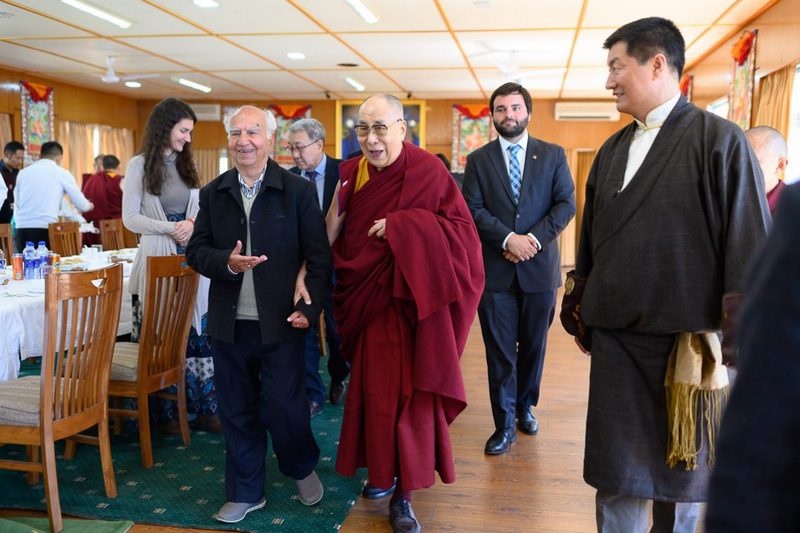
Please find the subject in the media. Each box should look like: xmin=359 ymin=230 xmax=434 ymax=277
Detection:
xmin=189 ymin=103 xmax=221 ymax=122
xmin=554 ymin=102 xmax=620 ymax=122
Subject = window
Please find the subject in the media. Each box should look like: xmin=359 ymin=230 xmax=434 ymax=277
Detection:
xmin=706 ymin=96 xmax=729 ymax=119
xmin=786 ymin=63 xmax=800 ymax=184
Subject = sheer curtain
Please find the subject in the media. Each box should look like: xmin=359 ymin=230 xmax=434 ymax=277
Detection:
xmin=752 ymin=61 xmax=798 ymax=137
xmin=57 ymin=121 xmax=94 ymax=187
xmin=0 ymin=114 xmax=12 ymax=150
xmin=193 ymin=148 xmax=220 ymax=186
xmin=98 ymin=126 xmax=134 ymax=172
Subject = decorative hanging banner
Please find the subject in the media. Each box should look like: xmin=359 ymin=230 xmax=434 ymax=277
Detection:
xmin=268 ymin=104 xmax=312 ymax=168
xmin=451 ymin=104 xmax=495 ymax=172
xmin=679 ymin=74 xmax=693 ymax=102
xmin=728 ymin=30 xmax=758 ymax=130
xmin=19 ymin=81 xmax=55 ymax=163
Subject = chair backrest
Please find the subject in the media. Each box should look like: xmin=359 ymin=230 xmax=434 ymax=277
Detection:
xmin=41 ymin=264 xmax=123 ymax=428
xmin=122 ymin=224 xmax=140 ymax=249
xmin=0 ymin=223 xmax=12 ymax=259
xmin=138 ymin=256 xmax=199 ymax=385
xmin=99 ymin=219 xmax=124 ymax=251
xmin=48 ymin=221 xmax=82 ymax=257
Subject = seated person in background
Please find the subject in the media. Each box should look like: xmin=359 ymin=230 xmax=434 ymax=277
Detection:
xmin=82 ymin=154 xmax=104 ymax=188
xmin=745 ymin=126 xmax=788 ymax=216
xmin=82 ymin=154 xmax=123 ymax=245
xmin=14 ymin=141 xmax=93 ymax=252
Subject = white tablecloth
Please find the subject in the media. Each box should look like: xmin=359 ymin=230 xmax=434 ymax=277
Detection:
xmin=0 ymin=250 xmax=135 ymax=380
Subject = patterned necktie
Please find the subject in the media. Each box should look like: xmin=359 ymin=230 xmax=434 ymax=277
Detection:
xmin=507 ymin=144 xmax=522 ymax=204
xmin=306 ymin=170 xmax=318 ymax=182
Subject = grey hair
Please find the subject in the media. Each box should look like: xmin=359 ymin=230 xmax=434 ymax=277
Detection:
xmin=361 ymin=93 xmax=404 ymax=117
xmin=287 ymin=118 xmax=326 ymax=143
xmin=223 ymin=105 xmax=278 ymax=135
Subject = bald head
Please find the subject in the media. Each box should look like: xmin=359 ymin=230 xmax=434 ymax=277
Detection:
xmin=746 ymin=126 xmax=788 ymax=193
xmin=362 ymin=93 xmax=404 ymax=117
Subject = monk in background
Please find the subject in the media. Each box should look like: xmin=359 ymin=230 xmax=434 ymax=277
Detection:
xmin=312 ymin=93 xmax=483 ymax=533
xmin=82 ymin=154 xmax=123 ymax=246
xmin=745 ymin=125 xmax=788 ymax=216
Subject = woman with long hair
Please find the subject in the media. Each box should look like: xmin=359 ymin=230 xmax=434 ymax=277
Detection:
xmin=123 ymin=96 xmax=219 ymax=433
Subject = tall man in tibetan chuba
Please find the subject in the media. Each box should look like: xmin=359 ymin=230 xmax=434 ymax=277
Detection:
xmin=561 ymin=17 xmax=770 ymax=532
xmin=287 ymin=118 xmax=349 ymax=416
xmin=462 ymin=82 xmax=575 ymax=456
xmin=327 ymin=94 xmax=483 ymax=533
xmin=186 ymin=105 xmax=331 ymax=525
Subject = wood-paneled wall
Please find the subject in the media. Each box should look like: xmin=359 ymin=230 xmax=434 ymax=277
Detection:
xmin=0 ymin=66 xmax=139 ymax=143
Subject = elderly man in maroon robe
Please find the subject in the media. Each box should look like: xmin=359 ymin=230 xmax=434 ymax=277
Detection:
xmin=745 ymin=126 xmax=788 ymax=216
xmin=320 ymin=93 xmax=483 ymax=533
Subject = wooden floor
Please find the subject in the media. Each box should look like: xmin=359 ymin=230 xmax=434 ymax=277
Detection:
xmin=2 ymin=290 xmax=600 ymax=532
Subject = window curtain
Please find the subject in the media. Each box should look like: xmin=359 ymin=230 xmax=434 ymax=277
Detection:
xmin=0 ymin=114 xmax=12 ymax=150
xmin=98 ymin=125 xmax=134 ymax=173
xmin=752 ymin=61 xmax=798 ymax=137
xmin=193 ymin=148 xmax=220 ymax=186
xmin=57 ymin=120 xmax=94 ymax=187
xmin=568 ymin=149 xmax=597 ymax=259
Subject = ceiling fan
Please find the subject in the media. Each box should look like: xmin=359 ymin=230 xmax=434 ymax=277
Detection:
xmin=100 ymin=56 xmax=159 ymax=84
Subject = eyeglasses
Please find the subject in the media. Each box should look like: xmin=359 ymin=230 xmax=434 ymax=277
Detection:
xmin=353 ymin=118 xmax=404 ymax=138
xmin=288 ymin=139 xmax=321 ymax=154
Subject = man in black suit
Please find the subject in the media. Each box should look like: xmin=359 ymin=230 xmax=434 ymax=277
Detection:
xmin=462 ymin=82 xmax=576 ymax=455
xmin=186 ymin=105 xmax=331 ymax=524
xmin=705 ymin=184 xmax=800 ymax=532
xmin=287 ymin=118 xmax=349 ymax=416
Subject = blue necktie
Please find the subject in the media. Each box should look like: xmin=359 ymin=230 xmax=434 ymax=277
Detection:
xmin=507 ymin=144 xmax=522 ymax=204
xmin=306 ymin=170 xmax=318 ymax=182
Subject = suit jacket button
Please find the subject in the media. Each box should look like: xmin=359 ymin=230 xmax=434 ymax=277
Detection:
xmin=516 ymin=214 xmax=520 ymax=219
xmin=231 ymin=305 xmax=237 ymax=311
xmin=240 ymin=218 xmax=245 ymax=224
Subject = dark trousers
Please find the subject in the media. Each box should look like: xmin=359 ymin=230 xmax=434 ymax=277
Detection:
xmin=14 ymin=227 xmax=49 ymax=253
xmin=304 ymin=300 xmax=349 ymax=403
xmin=211 ymin=320 xmax=319 ymax=503
xmin=478 ymin=283 xmax=555 ymax=430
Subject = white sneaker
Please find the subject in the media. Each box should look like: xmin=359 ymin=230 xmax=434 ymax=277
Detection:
xmin=296 ymin=470 xmax=324 ymax=506
xmin=212 ymin=497 xmax=266 ymax=523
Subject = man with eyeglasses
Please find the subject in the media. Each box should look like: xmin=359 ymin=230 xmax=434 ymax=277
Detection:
xmin=320 ymin=93 xmax=483 ymax=533
xmin=462 ymin=82 xmax=576 ymax=456
xmin=287 ymin=118 xmax=350 ymax=417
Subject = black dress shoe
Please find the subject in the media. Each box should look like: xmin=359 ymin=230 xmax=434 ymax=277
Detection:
xmin=308 ymin=400 xmax=323 ymax=418
xmin=329 ymin=380 xmax=347 ymax=404
xmin=484 ymin=428 xmax=516 ymax=455
xmin=389 ymin=497 xmax=421 ymax=533
xmin=362 ymin=479 xmax=396 ymax=499
xmin=518 ymin=407 xmax=539 ymax=435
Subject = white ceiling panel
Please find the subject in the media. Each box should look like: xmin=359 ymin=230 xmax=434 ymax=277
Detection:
xmin=0 ymin=41 xmax=91 ymax=72
xmin=341 ymin=33 xmax=465 ymax=68
xmin=152 ymin=0 xmax=321 ymax=34
xmin=300 ymin=69 xmax=399 ymax=94
xmin=0 ymin=4 xmax=90 ymax=38
xmin=441 ymin=0 xmax=585 ymax=30
xmin=459 ymin=31 xmax=574 ymax=68
xmin=719 ymin=0 xmax=776 ymax=25
xmin=119 ymin=36 xmax=272 ymax=71
xmin=227 ymin=34 xmax=363 ymax=70
xmin=12 ymin=38 xmax=181 ymax=72
xmin=583 ymin=0 xmax=733 ymax=27
xmin=562 ymin=67 xmax=611 ymax=94
xmin=213 ymin=71 xmax=321 ymax=93
xmin=685 ymin=24 xmax=738 ymax=65
xmin=570 ymin=29 xmax=615 ymax=67
xmin=8 ymin=0 xmax=203 ymax=36
xmin=385 ymin=69 xmax=480 ymax=92
xmin=476 ymin=69 xmax=564 ymax=96
xmin=293 ymin=0 xmax=446 ymax=32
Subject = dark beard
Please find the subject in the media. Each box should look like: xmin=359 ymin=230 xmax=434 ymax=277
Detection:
xmin=493 ymin=116 xmax=529 ymax=139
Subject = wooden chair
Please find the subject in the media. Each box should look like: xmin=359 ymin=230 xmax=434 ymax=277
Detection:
xmin=0 ymin=264 xmax=123 ymax=533
xmin=99 ymin=219 xmax=124 ymax=251
xmin=108 ymin=255 xmax=199 ymax=467
xmin=122 ymin=224 xmax=140 ymax=249
xmin=48 ymin=221 xmax=81 ymax=257
xmin=0 ymin=222 xmax=13 ymax=259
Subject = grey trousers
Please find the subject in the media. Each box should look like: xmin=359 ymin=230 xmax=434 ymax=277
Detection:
xmin=596 ymin=492 xmax=701 ymax=533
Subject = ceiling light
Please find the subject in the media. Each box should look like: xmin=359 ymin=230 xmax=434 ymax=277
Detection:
xmin=124 ymin=81 xmax=141 ymax=88
xmin=345 ymin=77 xmax=365 ymax=92
xmin=344 ymin=0 xmax=378 ymax=24
xmin=176 ymin=78 xmax=212 ymax=93
xmin=193 ymin=0 xmax=219 ymax=7
xmin=287 ymin=52 xmax=306 ymax=60
xmin=60 ymin=0 xmax=131 ymax=29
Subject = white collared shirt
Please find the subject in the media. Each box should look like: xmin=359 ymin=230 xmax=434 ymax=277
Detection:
xmin=497 ymin=133 xmax=541 ymax=251
xmin=621 ymin=92 xmax=681 ymax=191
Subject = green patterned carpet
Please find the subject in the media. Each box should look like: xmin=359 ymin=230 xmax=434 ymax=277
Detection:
xmin=0 ymin=362 xmax=366 ymax=532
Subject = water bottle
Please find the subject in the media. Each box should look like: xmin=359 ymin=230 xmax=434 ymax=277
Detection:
xmin=22 ymin=241 xmax=37 ymax=280
xmin=36 ymin=241 xmax=50 ymax=277
xmin=0 ymin=247 xmax=6 ymax=280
